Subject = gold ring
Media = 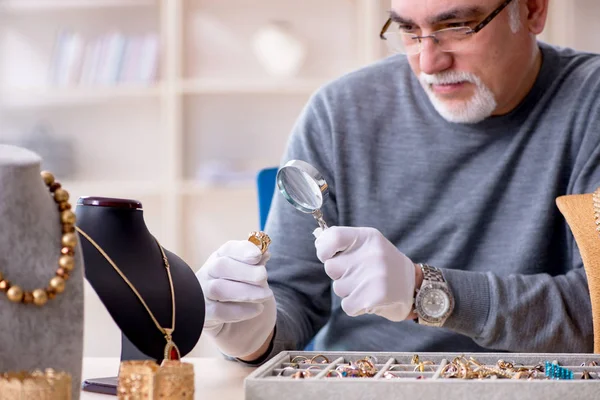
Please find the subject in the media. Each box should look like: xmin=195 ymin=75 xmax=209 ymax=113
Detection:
xmin=310 ymin=354 xmax=330 ymax=364
xmin=413 ymin=361 xmax=434 ymax=373
xmin=326 ymin=370 xmax=343 ymax=378
xmin=277 ymin=367 xmax=298 ymax=377
xmin=383 ymin=371 xmax=397 ymax=379
xmin=336 ymin=364 xmax=361 ymax=378
xmin=291 ymin=370 xmax=312 ymax=379
xmin=290 ymin=356 xmax=309 ymax=364
xmin=248 ymin=231 xmax=271 ymax=254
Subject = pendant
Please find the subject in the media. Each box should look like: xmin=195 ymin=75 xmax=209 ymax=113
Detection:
xmin=163 ymin=329 xmax=181 ymax=361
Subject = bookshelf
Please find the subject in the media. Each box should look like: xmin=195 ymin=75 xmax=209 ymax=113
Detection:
xmin=0 ymin=0 xmax=597 ymax=358
xmin=0 ymin=0 xmax=156 ymax=12
xmin=0 ymin=0 xmax=389 ymax=265
xmin=0 ymin=0 xmax=389 ymax=357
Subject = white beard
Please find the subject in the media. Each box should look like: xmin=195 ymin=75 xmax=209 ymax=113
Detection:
xmin=419 ymin=71 xmax=497 ymax=124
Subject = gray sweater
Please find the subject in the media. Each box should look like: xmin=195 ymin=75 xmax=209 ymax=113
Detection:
xmin=261 ymin=42 xmax=600 ymax=360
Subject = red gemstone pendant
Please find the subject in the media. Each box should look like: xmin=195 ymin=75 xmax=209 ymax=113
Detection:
xmin=170 ymin=346 xmax=180 ymax=360
xmin=164 ymin=340 xmax=181 ymax=360
xmin=163 ymin=329 xmax=181 ymax=361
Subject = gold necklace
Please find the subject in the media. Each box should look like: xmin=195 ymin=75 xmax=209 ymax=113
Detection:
xmin=594 ymin=188 xmax=600 ymax=236
xmin=75 ymin=227 xmax=181 ymax=361
xmin=0 ymin=171 xmax=77 ymax=306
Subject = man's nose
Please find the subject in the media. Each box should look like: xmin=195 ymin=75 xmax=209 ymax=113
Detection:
xmin=418 ymin=37 xmax=453 ymax=75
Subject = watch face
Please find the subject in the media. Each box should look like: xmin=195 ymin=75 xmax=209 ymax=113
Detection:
xmin=421 ymin=288 xmax=449 ymax=318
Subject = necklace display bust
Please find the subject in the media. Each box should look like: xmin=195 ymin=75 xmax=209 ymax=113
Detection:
xmin=0 ymin=145 xmax=84 ymax=399
xmin=557 ymin=192 xmax=600 ymax=353
xmin=75 ymin=196 xmax=205 ymax=362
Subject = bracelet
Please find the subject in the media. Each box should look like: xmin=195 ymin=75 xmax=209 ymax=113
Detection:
xmin=118 ymin=360 xmax=195 ymax=399
xmin=0 ymin=369 xmax=71 ymax=399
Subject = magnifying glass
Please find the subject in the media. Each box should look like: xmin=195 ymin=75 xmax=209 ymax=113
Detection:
xmin=276 ymin=159 xmax=330 ymax=230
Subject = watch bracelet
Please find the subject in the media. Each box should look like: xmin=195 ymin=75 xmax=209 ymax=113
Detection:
xmin=413 ymin=263 xmax=453 ymax=325
xmin=419 ymin=263 xmax=446 ymax=283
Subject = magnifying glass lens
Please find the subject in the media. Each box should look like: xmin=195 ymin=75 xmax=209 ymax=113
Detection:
xmin=277 ymin=167 xmax=323 ymax=212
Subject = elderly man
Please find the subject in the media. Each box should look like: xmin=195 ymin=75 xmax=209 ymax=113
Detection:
xmin=198 ymin=0 xmax=600 ymax=363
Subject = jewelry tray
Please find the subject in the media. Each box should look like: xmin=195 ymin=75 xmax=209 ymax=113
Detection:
xmin=244 ymin=351 xmax=600 ymax=400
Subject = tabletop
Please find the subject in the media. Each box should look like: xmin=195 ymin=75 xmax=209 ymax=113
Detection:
xmin=81 ymin=357 xmax=255 ymax=399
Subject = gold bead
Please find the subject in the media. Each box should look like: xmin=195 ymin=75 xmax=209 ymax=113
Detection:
xmin=59 ymin=255 xmax=75 ymax=271
xmin=7 ymin=285 xmax=23 ymax=302
xmin=22 ymin=292 xmax=33 ymax=304
xmin=62 ymin=233 xmax=77 ymax=249
xmin=49 ymin=277 xmax=66 ymax=294
xmin=62 ymin=224 xmax=75 ymax=234
xmin=41 ymin=171 xmax=55 ymax=186
xmin=61 ymin=210 xmax=76 ymax=225
xmin=32 ymin=289 xmax=48 ymax=306
xmin=53 ymin=188 xmax=69 ymax=203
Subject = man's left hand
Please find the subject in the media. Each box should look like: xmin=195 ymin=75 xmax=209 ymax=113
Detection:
xmin=314 ymin=226 xmax=418 ymax=322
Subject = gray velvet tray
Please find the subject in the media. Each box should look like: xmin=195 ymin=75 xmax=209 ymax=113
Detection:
xmin=244 ymin=351 xmax=600 ymax=400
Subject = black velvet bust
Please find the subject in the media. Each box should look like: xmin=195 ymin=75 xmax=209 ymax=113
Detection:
xmin=75 ymin=197 xmax=205 ymax=362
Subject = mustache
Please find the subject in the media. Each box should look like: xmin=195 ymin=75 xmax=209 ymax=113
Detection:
xmin=419 ymin=71 xmax=480 ymax=85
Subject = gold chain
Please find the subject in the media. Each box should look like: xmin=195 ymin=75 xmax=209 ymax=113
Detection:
xmin=594 ymin=188 xmax=600 ymax=237
xmin=75 ymin=227 xmax=175 ymax=336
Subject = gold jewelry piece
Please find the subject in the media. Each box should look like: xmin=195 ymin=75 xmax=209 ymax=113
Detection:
xmin=581 ymin=370 xmax=595 ymax=380
xmin=290 ymin=356 xmax=309 ymax=364
xmin=156 ymin=361 xmax=194 ymax=399
xmin=277 ymin=366 xmax=298 ymax=377
xmin=0 ymin=369 xmax=72 ymax=400
xmin=326 ymin=370 xmax=344 ymax=378
xmin=383 ymin=371 xmax=398 ymax=379
xmin=76 ymin=227 xmax=181 ymax=361
xmin=413 ymin=361 xmax=435 ymax=373
xmin=594 ymin=188 xmax=600 ymax=235
xmin=354 ymin=358 xmax=378 ymax=377
xmin=410 ymin=354 xmax=434 ymax=373
xmin=118 ymin=360 xmax=194 ymax=399
xmin=247 ymin=231 xmax=271 ymax=254
xmin=411 ymin=354 xmax=420 ymax=365
xmin=0 ymin=171 xmax=77 ymax=306
xmin=291 ymin=370 xmax=312 ymax=379
xmin=310 ymin=354 xmax=330 ymax=364
xmin=337 ymin=364 xmax=362 ymax=378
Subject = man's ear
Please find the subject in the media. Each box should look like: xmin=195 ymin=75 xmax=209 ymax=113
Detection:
xmin=524 ymin=0 xmax=550 ymax=34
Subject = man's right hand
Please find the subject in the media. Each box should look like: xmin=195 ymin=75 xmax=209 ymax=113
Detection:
xmin=196 ymin=240 xmax=276 ymax=359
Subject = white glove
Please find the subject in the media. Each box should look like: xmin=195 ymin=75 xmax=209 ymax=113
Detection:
xmin=314 ymin=226 xmax=416 ymax=322
xmin=196 ymin=240 xmax=276 ymax=358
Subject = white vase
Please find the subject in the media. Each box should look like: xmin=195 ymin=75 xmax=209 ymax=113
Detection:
xmin=252 ymin=21 xmax=307 ymax=79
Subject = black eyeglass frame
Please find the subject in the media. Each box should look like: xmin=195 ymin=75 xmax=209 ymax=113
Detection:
xmin=379 ymin=0 xmax=515 ymax=41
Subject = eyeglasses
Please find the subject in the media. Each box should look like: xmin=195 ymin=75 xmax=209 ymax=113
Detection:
xmin=379 ymin=0 xmax=514 ymax=55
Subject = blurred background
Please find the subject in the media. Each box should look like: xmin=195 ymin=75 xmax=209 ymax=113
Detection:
xmin=0 ymin=0 xmax=598 ymax=358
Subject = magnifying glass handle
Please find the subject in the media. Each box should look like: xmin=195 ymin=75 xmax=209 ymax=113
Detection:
xmin=312 ymin=209 xmax=329 ymax=230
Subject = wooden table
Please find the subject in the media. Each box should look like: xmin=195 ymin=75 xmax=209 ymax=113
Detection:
xmin=81 ymin=357 xmax=255 ymax=399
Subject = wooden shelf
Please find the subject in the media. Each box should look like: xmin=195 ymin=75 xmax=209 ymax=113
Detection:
xmin=0 ymin=0 xmax=156 ymax=12
xmin=179 ymin=78 xmax=327 ymax=95
xmin=64 ymin=180 xmax=163 ymax=200
xmin=179 ymin=180 xmax=255 ymax=197
xmin=0 ymin=84 xmax=163 ymax=108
